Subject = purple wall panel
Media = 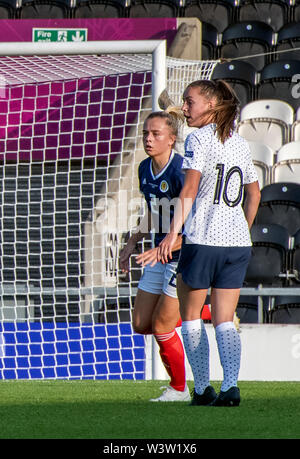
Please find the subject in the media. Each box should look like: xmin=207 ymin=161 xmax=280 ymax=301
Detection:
xmin=0 ymin=18 xmax=176 ymax=162
xmin=0 ymin=18 xmax=177 ymax=43
xmin=2 ymin=73 xmax=151 ymax=161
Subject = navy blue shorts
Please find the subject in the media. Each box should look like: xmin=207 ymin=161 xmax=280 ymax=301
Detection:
xmin=177 ymin=237 xmax=252 ymax=289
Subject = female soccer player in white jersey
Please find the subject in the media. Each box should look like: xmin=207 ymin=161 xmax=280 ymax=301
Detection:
xmin=158 ymin=80 xmax=261 ymax=406
xmin=119 ymin=109 xmax=191 ymax=402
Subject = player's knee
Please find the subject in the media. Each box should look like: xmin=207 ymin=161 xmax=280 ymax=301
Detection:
xmin=152 ymin=320 xmax=170 ymax=335
xmin=133 ymin=321 xmax=151 ymax=335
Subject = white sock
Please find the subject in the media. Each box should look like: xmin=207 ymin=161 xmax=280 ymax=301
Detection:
xmin=181 ymin=319 xmax=210 ymax=395
xmin=215 ymin=321 xmax=241 ymax=392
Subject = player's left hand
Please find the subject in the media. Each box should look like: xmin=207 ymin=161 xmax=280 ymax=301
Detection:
xmin=119 ymin=241 xmax=135 ymax=273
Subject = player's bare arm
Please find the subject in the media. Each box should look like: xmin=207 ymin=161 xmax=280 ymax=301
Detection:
xmin=159 ymin=169 xmax=201 ymax=263
xmin=243 ymin=181 xmax=261 ymax=229
xmin=136 ymin=234 xmax=183 ymax=267
xmin=119 ymin=209 xmax=151 ymax=273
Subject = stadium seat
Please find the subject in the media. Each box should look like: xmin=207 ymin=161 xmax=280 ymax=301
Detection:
xmin=273 ymin=141 xmax=300 ymax=184
xmin=244 ymin=223 xmax=290 ymax=286
xmin=257 ymin=60 xmax=300 ymax=111
xmin=201 ymin=21 xmax=219 ymax=60
xmin=270 ymin=295 xmax=300 ymax=324
xmin=291 ymin=0 xmax=300 ymax=23
xmin=237 ymin=99 xmax=294 ymax=152
xmin=291 ymin=107 xmax=300 ymax=141
xmin=212 ymin=60 xmax=257 ymax=108
xmin=236 ymin=295 xmax=269 ymax=323
xmin=0 ymin=0 xmax=18 ymax=18
xmin=247 ymin=140 xmax=275 ymax=188
xmin=74 ymin=0 xmax=127 ymax=17
xmin=19 ymin=0 xmax=72 ymax=18
xmin=291 ymin=228 xmax=300 ymax=284
xmin=255 ymin=182 xmax=300 ymax=237
xmin=276 ymin=22 xmax=300 ymax=62
xmin=128 ymin=0 xmax=180 ymax=17
xmin=237 ymin=0 xmax=291 ymax=33
xmin=219 ymin=21 xmax=274 ymax=71
xmin=239 ymin=98 xmax=294 ymax=125
xmin=182 ymin=0 xmax=236 ymax=33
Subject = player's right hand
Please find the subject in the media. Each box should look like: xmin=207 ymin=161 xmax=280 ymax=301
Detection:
xmin=158 ymin=232 xmax=177 ymax=264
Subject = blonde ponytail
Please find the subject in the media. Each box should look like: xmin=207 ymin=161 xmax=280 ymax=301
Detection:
xmin=145 ymin=106 xmax=184 ymax=138
xmin=165 ymin=105 xmax=185 ymax=123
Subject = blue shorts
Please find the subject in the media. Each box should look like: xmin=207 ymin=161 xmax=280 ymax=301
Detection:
xmin=177 ymin=237 xmax=252 ymax=289
xmin=138 ymin=261 xmax=177 ymax=298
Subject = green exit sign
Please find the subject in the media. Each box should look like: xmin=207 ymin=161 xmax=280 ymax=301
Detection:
xmin=33 ymin=28 xmax=88 ymax=43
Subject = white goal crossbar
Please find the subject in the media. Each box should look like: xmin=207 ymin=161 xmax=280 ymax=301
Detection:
xmin=0 ymin=40 xmax=167 ymax=112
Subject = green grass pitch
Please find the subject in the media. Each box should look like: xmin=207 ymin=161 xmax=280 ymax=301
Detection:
xmin=0 ymin=380 xmax=299 ymax=439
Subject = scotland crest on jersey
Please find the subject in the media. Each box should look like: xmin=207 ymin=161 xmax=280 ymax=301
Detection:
xmin=159 ymin=180 xmax=169 ymax=193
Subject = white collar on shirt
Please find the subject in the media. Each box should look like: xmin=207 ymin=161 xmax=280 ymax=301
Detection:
xmin=150 ymin=150 xmax=175 ymax=180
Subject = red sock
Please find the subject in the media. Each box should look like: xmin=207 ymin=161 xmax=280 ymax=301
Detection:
xmin=176 ymin=318 xmax=182 ymax=328
xmin=155 ymin=330 xmax=186 ymax=392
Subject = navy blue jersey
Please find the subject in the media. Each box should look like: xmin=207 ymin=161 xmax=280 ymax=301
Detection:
xmin=138 ymin=151 xmax=184 ymax=260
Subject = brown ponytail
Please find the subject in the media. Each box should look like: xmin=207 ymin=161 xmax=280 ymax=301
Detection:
xmin=185 ymin=79 xmax=240 ymax=144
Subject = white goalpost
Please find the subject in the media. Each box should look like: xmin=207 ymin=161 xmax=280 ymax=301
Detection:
xmin=0 ymin=40 xmax=217 ymax=380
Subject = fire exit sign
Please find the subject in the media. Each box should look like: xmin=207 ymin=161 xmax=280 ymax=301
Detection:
xmin=33 ymin=28 xmax=88 ymax=42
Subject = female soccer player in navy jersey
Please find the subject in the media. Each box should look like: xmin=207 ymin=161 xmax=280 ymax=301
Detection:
xmin=158 ymin=80 xmax=261 ymax=406
xmin=119 ymin=109 xmax=191 ymax=402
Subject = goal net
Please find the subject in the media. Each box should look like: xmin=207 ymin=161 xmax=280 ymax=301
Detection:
xmin=0 ymin=41 xmax=217 ymax=380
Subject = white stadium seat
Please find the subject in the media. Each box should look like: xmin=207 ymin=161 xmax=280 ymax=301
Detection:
xmin=291 ymin=106 xmax=300 ymax=141
xmin=247 ymin=140 xmax=275 ymax=188
xmin=272 ymin=141 xmax=300 ymax=183
xmin=237 ymin=99 xmax=294 ymax=151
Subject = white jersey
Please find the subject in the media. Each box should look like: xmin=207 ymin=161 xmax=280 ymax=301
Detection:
xmin=182 ymin=123 xmax=258 ymax=247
